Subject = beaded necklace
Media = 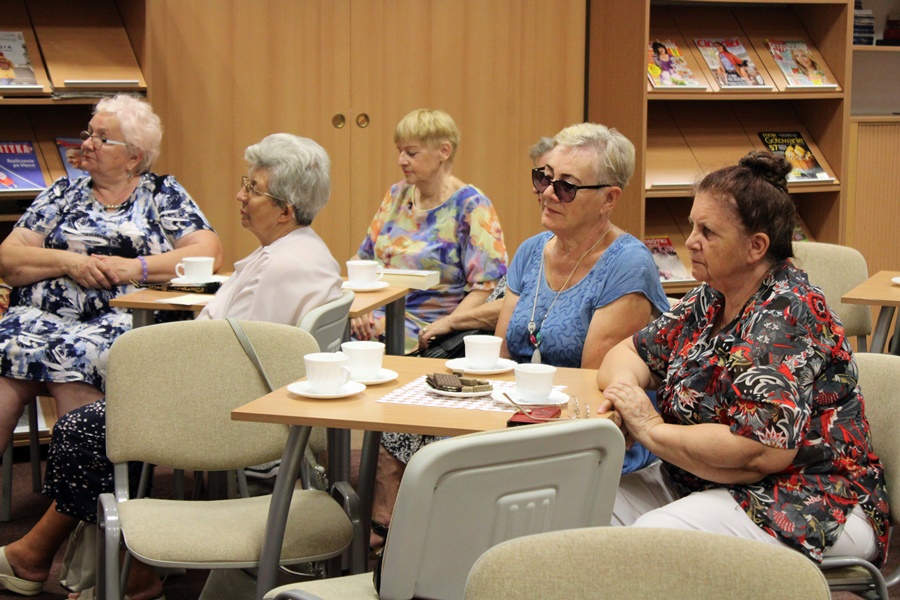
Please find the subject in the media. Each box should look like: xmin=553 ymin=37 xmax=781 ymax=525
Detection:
xmin=527 ymin=222 xmax=613 ymax=363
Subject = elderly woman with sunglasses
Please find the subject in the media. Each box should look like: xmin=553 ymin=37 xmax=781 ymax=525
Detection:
xmin=0 ymin=94 xmax=222 ymax=455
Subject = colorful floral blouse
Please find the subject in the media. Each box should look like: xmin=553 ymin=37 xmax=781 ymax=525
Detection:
xmin=633 ymin=260 xmax=890 ymax=564
xmin=357 ymin=181 xmax=507 ymax=351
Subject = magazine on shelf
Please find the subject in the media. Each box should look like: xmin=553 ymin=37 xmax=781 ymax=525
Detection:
xmin=55 ymin=137 xmax=90 ymax=179
xmin=0 ymin=141 xmax=46 ymax=192
xmin=647 ymin=39 xmax=705 ymax=88
xmin=644 ymin=237 xmax=694 ymax=283
xmin=0 ymin=31 xmax=38 ymax=87
xmin=764 ymin=40 xmax=837 ymax=88
xmin=694 ymin=37 xmax=770 ymax=88
xmin=758 ymin=131 xmax=834 ymax=183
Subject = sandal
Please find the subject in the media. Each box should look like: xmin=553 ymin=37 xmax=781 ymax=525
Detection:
xmin=368 ymin=520 xmax=390 ymax=559
xmin=0 ymin=546 xmax=43 ymax=597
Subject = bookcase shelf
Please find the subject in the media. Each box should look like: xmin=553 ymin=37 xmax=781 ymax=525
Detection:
xmin=588 ymin=0 xmax=851 ymax=291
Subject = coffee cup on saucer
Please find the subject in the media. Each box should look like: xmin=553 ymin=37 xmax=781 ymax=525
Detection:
xmin=514 ymin=363 xmax=557 ymax=403
xmin=464 ymin=335 xmax=502 ymax=370
xmin=304 ymin=352 xmax=352 ymax=394
xmin=175 ymin=256 xmax=214 ymax=282
xmin=346 ymin=260 xmax=382 ymax=287
xmin=340 ymin=340 xmax=385 ymax=381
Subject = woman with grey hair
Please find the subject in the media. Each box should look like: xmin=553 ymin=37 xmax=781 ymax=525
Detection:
xmin=0 ymin=134 xmax=342 ymax=599
xmin=0 ymin=93 xmax=222 ymax=454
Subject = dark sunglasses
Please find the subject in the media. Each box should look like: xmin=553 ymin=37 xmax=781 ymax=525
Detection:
xmin=531 ymin=167 xmax=611 ymax=203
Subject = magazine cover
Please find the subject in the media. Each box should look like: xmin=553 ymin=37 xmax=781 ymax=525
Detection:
xmin=647 ymin=39 xmax=705 ymax=88
xmin=0 ymin=31 xmax=38 ymax=87
xmin=0 ymin=141 xmax=46 ymax=192
xmin=764 ymin=40 xmax=835 ymax=87
xmin=644 ymin=237 xmax=694 ymax=283
xmin=758 ymin=131 xmax=834 ymax=183
xmin=55 ymin=137 xmax=89 ymax=179
xmin=694 ymin=37 xmax=769 ymax=88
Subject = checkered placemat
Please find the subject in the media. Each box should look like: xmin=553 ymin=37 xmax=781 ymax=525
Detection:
xmin=375 ymin=375 xmax=566 ymax=412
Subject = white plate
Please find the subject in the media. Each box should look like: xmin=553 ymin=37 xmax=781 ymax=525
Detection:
xmin=287 ymin=380 xmax=366 ymax=399
xmin=170 ymin=275 xmax=229 ymax=286
xmin=444 ymin=357 xmax=517 ymax=375
xmin=425 ymin=382 xmax=494 ymax=398
xmin=494 ymin=389 xmax=570 ymax=407
xmin=892 ymin=276 xmax=900 ymax=286
xmin=342 ymin=280 xmax=390 ymax=292
xmin=352 ymin=368 xmax=399 ymax=385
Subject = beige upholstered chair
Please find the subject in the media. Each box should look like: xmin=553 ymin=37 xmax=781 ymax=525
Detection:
xmin=267 ymin=418 xmax=626 ymax=600
xmin=297 ymin=289 xmax=354 ymax=353
xmin=1 ymin=398 xmax=43 ymax=521
xmin=465 ymin=527 xmax=831 ymax=600
xmin=819 ymin=352 xmax=900 ymax=599
xmin=792 ymin=241 xmax=872 ymax=350
xmin=96 ymin=320 xmax=353 ymax=600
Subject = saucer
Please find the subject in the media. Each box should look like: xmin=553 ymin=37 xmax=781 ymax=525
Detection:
xmin=352 ymin=368 xmax=399 ymax=385
xmin=494 ymin=389 xmax=569 ymax=407
xmin=170 ymin=275 xmax=229 ymax=286
xmin=426 ymin=382 xmax=494 ymax=398
xmin=287 ymin=380 xmax=366 ymax=399
xmin=892 ymin=276 xmax=900 ymax=286
xmin=342 ymin=280 xmax=390 ymax=292
xmin=445 ymin=357 xmax=517 ymax=375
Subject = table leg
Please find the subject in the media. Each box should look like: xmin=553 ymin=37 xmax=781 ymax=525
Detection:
xmin=326 ymin=428 xmax=351 ymax=487
xmin=130 ymin=308 xmax=154 ymax=329
xmin=384 ymin=296 xmax=406 ymax=356
xmin=255 ymin=425 xmax=311 ymax=600
xmin=890 ymin=309 xmax=900 ymax=356
xmin=357 ymin=431 xmax=382 ymax=562
xmin=870 ymin=307 xmax=895 ymax=354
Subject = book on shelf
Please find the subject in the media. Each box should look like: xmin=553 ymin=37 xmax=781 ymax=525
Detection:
xmin=55 ymin=137 xmax=90 ymax=179
xmin=694 ymin=37 xmax=770 ymax=89
xmin=0 ymin=141 xmax=47 ymax=193
xmin=763 ymin=40 xmax=836 ymax=88
xmin=647 ymin=39 xmax=705 ymax=89
xmin=644 ymin=237 xmax=694 ymax=283
xmin=758 ymin=132 xmax=834 ymax=184
xmin=0 ymin=31 xmax=38 ymax=88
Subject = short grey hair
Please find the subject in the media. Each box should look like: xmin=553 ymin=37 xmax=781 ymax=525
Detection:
xmin=554 ymin=123 xmax=635 ymax=189
xmin=94 ymin=94 xmax=162 ymax=174
xmin=244 ymin=134 xmax=331 ymax=226
xmin=529 ymin=137 xmax=555 ymax=165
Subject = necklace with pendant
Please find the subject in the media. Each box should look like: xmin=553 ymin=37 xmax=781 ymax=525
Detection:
xmin=527 ymin=222 xmax=613 ymax=363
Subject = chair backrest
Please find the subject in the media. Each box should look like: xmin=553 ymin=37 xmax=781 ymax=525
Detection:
xmin=465 ymin=527 xmax=832 ymax=600
xmin=297 ymin=289 xmax=354 ymax=352
xmin=105 ymin=320 xmax=319 ymax=472
xmin=379 ymin=419 xmax=625 ymax=600
xmin=855 ymin=353 xmax=900 ymax=524
xmin=792 ymin=241 xmax=872 ymax=346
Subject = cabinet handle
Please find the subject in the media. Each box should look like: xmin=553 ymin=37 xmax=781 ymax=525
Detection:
xmin=332 ymin=114 xmax=346 ymax=129
xmin=356 ymin=113 xmax=370 ymax=128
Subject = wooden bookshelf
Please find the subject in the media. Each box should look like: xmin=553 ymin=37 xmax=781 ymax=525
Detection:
xmin=0 ymin=0 xmax=52 ymax=97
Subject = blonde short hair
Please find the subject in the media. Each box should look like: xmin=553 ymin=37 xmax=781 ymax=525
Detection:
xmin=554 ymin=123 xmax=635 ymax=189
xmin=394 ymin=109 xmax=460 ymax=162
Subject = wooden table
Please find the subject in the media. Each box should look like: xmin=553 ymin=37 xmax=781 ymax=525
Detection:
xmin=109 ymin=289 xmax=211 ymax=327
xmin=232 ymin=355 xmax=610 ymax=599
xmin=841 ymin=271 xmax=900 ymax=355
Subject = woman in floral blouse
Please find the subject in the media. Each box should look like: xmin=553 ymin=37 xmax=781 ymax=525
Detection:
xmin=597 ymin=151 xmax=889 ymax=565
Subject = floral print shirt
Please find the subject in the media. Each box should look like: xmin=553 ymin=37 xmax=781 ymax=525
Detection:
xmin=357 ymin=181 xmax=507 ymax=350
xmin=633 ymin=261 xmax=890 ymax=564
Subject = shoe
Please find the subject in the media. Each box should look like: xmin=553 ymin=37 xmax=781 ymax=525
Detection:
xmin=0 ymin=546 xmax=43 ymax=596
xmin=73 ymin=586 xmax=166 ymax=600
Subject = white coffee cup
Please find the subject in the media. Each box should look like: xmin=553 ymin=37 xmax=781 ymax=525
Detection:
xmin=340 ymin=340 xmax=385 ymax=381
xmin=346 ymin=260 xmax=382 ymax=286
xmin=175 ymin=256 xmax=215 ymax=282
xmin=304 ymin=352 xmax=351 ymax=394
xmin=514 ymin=363 xmax=557 ymax=403
xmin=464 ymin=335 xmax=503 ymax=370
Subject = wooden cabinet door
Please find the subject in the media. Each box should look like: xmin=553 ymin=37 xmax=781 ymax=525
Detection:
xmin=347 ymin=0 xmax=586 ymax=261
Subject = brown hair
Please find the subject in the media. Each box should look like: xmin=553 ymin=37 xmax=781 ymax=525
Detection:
xmin=697 ymin=150 xmax=796 ymax=261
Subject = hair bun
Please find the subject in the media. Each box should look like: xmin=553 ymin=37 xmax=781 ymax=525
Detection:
xmin=739 ymin=150 xmax=790 ymax=193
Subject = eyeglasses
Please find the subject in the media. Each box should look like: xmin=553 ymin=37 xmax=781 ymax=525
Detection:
xmin=531 ymin=168 xmax=611 ymax=203
xmin=80 ymin=131 xmax=128 ymax=148
xmin=240 ymin=176 xmax=285 ymax=203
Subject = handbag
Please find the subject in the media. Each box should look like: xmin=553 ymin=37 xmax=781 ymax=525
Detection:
xmin=416 ymin=329 xmax=494 ymax=359
xmin=58 ymin=520 xmax=97 ymax=592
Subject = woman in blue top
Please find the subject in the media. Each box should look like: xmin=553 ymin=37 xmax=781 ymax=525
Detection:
xmin=495 ymin=122 xmax=670 ymax=471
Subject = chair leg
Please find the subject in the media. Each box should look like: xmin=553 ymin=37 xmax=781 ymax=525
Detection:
xmin=1 ymin=442 xmax=12 ymax=522
xmin=98 ymin=492 xmax=123 ymax=600
xmin=27 ymin=400 xmax=41 ymax=492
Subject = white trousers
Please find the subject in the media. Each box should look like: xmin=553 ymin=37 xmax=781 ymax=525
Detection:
xmin=612 ymin=461 xmax=878 ymax=561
